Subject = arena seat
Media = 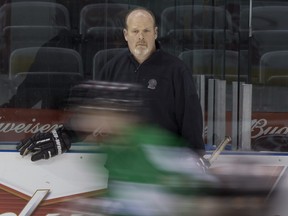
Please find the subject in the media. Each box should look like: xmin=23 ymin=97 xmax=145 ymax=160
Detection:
xmin=259 ymin=50 xmax=288 ymax=85
xmin=0 ymin=2 xmax=70 ymax=30
xmin=178 ymin=49 xmax=241 ymax=82
xmin=160 ymin=5 xmax=233 ymax=37
xmin=240 ymin=6 xmax=288 ymax=31
xmin=159 ymin=5 xmax=234 ymax=56
xmin=9 ymin=47 xmax=83 ymax=79
xmin=0 ymin=2 xmax=72 ymax=74
xmin=160 ymin=28 xmax=235 ymax=56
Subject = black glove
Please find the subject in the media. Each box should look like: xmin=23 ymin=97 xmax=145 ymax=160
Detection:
xmin=17 ymin=126 xmax=72 ymax=161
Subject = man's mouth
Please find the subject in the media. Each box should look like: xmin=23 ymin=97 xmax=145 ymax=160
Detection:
xmin=137 ymin=43 xmax=146 ymax=46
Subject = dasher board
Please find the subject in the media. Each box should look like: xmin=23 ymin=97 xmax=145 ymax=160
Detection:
xmin=0 ymin=151 xmax=108 ymax=203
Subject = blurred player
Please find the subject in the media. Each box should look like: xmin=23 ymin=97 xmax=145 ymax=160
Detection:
xmin=17 ymin=80 xmax=214 ymax=215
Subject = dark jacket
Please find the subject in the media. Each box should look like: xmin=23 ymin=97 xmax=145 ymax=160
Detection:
xmin=99 ymin=44 xmax=205 ymax=154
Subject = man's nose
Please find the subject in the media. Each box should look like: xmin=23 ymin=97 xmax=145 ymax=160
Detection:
xmin=138 ymin=32 xmax=144 ymax=39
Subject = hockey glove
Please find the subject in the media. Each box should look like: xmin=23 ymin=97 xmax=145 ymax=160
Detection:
xmin=17 ymin=126 xmax=71 ymax=161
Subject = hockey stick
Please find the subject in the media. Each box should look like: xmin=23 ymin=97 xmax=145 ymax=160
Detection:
xmin=208 ymin=136 xmax=232 ymax=165
xmin=19 ymin=189 xmax=50 ymax=216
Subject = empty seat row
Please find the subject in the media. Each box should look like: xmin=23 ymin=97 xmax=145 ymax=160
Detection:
xmin=0 ymin=2 xmax=239 ymax=76
xmin=3 ymin=2 xmax=288 ymax=33
xmin=2 ymin=2 xmax=288 ymax=81
xmin=2 ymin=2 xmax=288 ymax=36
xmin=179 ymin=49 xmax=288 ymax=86
xmin=0 ymin=2 xmax=235 ymax=32
xmin=8 ymin=47 xmax=241 ymax=84
xmin=5 ymin=45 xmax=288 ymax=108
xmin=8 ymin=47 xmax=240 ymax=80
xmin=8 ymin=27 xmax=288 ymax=79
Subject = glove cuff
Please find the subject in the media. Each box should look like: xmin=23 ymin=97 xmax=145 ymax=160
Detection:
xmin=54 ymin=126 xmax=72 ymax=153
xmin=52 ymin=129 xmax=63 ymax=155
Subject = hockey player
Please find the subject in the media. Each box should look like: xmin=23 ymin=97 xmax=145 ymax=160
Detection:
xmin=16 ymin=80 xmax=212 ymax=215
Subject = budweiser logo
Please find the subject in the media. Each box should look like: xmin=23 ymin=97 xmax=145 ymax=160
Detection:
xmin=0 ymin=114 xmax=111 ymax=143
xmin=251 ymin=118 xmax=288 ymax=138
xmin=0 ymin=116 xmax=61 ymax=134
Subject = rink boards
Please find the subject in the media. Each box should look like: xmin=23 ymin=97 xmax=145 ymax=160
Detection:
xmin=0 ymin=149 xmax=288 ymax=215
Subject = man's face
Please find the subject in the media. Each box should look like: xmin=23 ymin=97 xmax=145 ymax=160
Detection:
xmin=123 ymin=10 xmax=158 ymax=63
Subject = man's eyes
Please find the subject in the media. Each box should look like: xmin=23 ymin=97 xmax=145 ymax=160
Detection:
xmin=132 ymin=30 xmax=151 ymax=33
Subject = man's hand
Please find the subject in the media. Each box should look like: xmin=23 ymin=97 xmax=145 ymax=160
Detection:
xmin=17 ymin=126 xmax=71 ymax=161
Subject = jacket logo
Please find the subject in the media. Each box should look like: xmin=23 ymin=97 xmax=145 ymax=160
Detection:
xmin=147 ymin=79 xmax=157 ymax=90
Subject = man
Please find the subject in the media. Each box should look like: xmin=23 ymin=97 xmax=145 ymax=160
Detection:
xmin=100 ymin=8 xmax=205 ymax=155
xmin=16 ymin=8 xmax=205 ymax=160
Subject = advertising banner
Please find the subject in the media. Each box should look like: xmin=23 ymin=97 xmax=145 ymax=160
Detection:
xmin=1 ymin=108 xmax=288 ymax=147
